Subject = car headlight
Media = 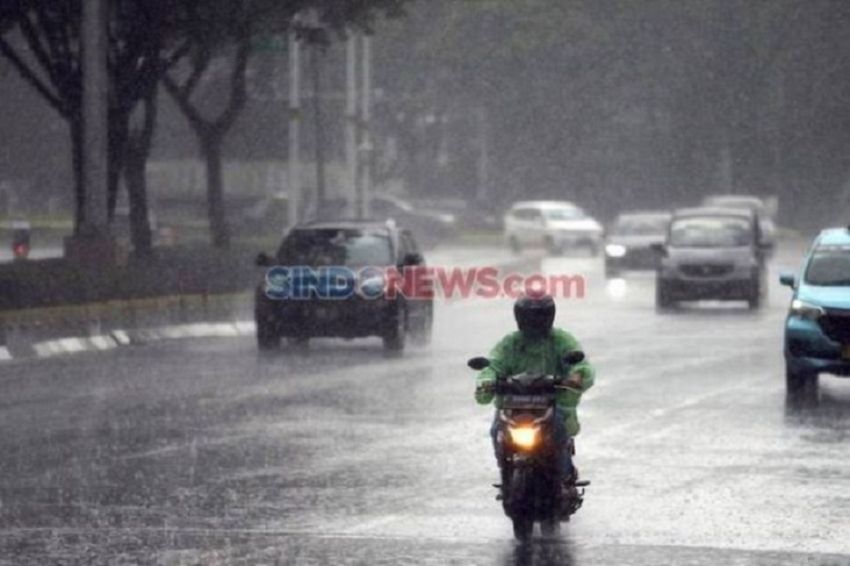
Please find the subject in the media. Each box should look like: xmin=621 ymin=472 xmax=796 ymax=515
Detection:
xmin=789 ymin=299 xmax=824 ymax=321
xmin=605 ymin=244 xmax=627 ymax=258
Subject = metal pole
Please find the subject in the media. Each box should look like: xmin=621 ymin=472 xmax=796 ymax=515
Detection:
xmin=476 ymin=107 xmax=490 ymax=202
xmin=287 ymin=31 xmax=301 ymax=229
xmin=81 ymin=0 xmax=109 ymax=234
xmin=345 ymin=35 xmax=359 ymax=218
xmin=311 ymin=43 xmax=326 ymax=215
xmin=360 ymin=35 xmax=373 ymax=219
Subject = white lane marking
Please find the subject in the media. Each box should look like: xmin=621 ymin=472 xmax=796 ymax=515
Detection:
xmin=89 ymin=335 xmax=118 ymax=351
xmin=0 ymin=347 xmax=11 ymax=361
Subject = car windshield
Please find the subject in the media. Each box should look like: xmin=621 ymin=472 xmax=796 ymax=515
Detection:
xmin=278 ymin=229 xmax=393 ymax=266
xmin=669 ymin=216 xmax=753 ymax=248
xmin=612 ymin=216 xmax=669 ymax=236
xmin=805 ymin=248 xmax=850 ymax=286
xmin=545 ymin=207 xmax=584 ymax=221
xmin=705 ymin=197 xmax=767 ymax=216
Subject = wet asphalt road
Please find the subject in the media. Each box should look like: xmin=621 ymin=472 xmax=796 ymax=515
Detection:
xmin=1 ymin=241 xmax=850 ymax=565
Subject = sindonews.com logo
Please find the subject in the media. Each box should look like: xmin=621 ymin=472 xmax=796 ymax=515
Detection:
xmin=264 ymin=266 xmax=585 ymax=300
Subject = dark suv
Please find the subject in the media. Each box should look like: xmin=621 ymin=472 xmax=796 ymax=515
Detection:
xmin=254 ymin=220 xmax=433 ymax=351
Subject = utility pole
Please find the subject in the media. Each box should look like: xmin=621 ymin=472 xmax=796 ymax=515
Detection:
xmin=67 ymin=0 xmax=113 ymax=262
xmin=346 ymin=35 xmax=359 ymax=218
xmin=311 ymin=42 xmax=326 ymax=214
xmin=287 ymin=29 xmax=302 ymax=230
xmin=476 ymin=107 xmax=490 ymax=203
xmin=359 ymin=35 xmax=373 ymax=219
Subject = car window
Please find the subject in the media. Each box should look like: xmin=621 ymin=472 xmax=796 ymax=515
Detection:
xmin=277 ymin=229 xmax=393 ymax=266
xmin=544 ymin=207 xmax=584 ymax=221
xmin=512 ymin=208 xmax=540 ymax=221
xmin=669 ymin=216 xmax=753 ymax=248
xmin=401 ymin=230 xmax=419 ymax=254
xmin=613 ymin=216 xmax=669 ymax=236
xmin=704 ymin=197 xmax=767 ymax=217
xmin=805 ymin=247 xmax=850 ymax=286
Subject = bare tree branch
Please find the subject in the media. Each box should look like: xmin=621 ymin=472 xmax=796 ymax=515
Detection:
xmin=215 ymin=35 xmax=249 ymax=133
xmin=0 ymin=33 xmax=65 ymax=113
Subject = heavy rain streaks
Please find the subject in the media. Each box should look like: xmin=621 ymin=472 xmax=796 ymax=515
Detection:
xmin=2 ymin=1 xmax=850 ymax=565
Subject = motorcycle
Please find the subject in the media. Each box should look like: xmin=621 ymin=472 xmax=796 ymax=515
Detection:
xmin=468 ymin=351 xmax=590 ymax=540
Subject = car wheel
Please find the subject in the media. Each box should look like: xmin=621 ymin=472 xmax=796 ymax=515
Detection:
xmin=747 ymin=276 xmax=762 ymax=310
xmin=747 ymin=289 xmax=761 ymax=310
xmin=256 ymin=317 xmax=280 ymax=351
xmin=410 ymin=306 xmax=433 ymax=347
xmin=509 ymin=236 xmax=522 ymax=255
xmin=655 ymin=279 xmax=675 ymax=311
xmin=383 ymin=307 xmax=407 ymax=351
xmin=545 ymin=237 xmax=561 ymax=256
xmin=786 ymin=365 xmax=818 ymax=397
xmin=287 ymin=336 xmax=310 ymax=349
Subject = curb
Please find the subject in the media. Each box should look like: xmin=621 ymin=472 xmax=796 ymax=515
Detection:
xmin=2 ymin=321 xmax=257 ymax=363
xmin=0 ymin=292 xmax=252 ymax=364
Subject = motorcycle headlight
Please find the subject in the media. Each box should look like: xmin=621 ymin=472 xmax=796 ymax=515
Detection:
xmin=508 ymin=426 xmax=539 ymax=450
xmin=605 ymin=244 xmax=627 ymax=258
xmin=789 ymin=299 xmax=824 ymax=321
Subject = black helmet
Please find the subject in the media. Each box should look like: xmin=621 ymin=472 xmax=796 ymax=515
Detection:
xmin=514 ymin=291 xmax=555 ymax=340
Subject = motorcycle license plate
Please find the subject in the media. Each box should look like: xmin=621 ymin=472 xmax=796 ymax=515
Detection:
xmin=842 ymin=345 xmax=850 ymax=360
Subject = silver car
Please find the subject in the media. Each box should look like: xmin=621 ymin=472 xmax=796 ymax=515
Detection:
xmin=654 ymin=207 xmax=771 ymax=310
xmin=503 ymin=200 xmax=603 ymax=255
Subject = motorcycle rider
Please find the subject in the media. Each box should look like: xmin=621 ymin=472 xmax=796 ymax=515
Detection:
xmin=475 ymin=291 xmax=595 ymax=487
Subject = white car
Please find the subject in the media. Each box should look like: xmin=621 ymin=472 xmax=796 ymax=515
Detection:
xmin=503 ymin=200 xmax=604 ymax=255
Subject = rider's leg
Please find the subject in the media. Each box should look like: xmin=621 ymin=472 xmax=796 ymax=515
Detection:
xmin=490 ymin=412 xmax=503 ymax=465
xmin=552 ymin=408 xmax=574 ymax=482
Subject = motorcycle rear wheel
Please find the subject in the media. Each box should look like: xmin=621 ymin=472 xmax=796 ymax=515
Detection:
xmin=540 ymin=516 xmax=560 ymax=537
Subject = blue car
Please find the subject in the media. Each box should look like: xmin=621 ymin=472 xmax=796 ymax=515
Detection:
xmin=780 ymin=227 xmax=850 ymax=394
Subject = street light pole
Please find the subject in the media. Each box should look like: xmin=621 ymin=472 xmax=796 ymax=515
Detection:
xmin=346 ymin=35 xmax=359 ymax=218
xmin=359 ymin=35 xmax=373 ymax=219
xmin=311 ymin=42 xmax=326 ymax=214
xmin=287 ymin=30 xmax=302 ymax=230
xmin=476 ymin=107 xmax=490 ymax=203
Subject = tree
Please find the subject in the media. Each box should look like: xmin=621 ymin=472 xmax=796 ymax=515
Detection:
xmin=162 ymin=0 xmax=410 ymax=249
xmin=0 ymin=0 xmax=187 ymax=256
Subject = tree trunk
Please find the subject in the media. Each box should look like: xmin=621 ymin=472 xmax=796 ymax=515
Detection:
xmin=108 ymin=107 xmax=130 ymax=221
xmin=202 ymin=135 xmax=230 ymax=249
xmin=124 ymin=146 xmax=153 ymax=257
xmin=70 ymin=117 xmax=84 ymax=236
xmin=124 ymin=93 xmax=158 ymax=258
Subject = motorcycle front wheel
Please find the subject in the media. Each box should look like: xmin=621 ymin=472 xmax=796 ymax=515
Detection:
xmin=509 ymin=467 xmax=534 ymax=541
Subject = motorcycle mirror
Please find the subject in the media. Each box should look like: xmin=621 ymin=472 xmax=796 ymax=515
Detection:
xmin=563 ymin=351 xmax=585 ymax=365
xmin=467 ymin=357 xmax=490 ymax=370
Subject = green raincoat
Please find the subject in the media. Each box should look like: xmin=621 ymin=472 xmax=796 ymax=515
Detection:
xmin=475 ymin=328 xmax=595 ymax=436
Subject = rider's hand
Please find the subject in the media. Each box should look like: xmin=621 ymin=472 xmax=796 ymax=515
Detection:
xmin=565 ymin=373 xmax=583 ymax=389
xmin=475 ymin=382 xmax=494 ymax=403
